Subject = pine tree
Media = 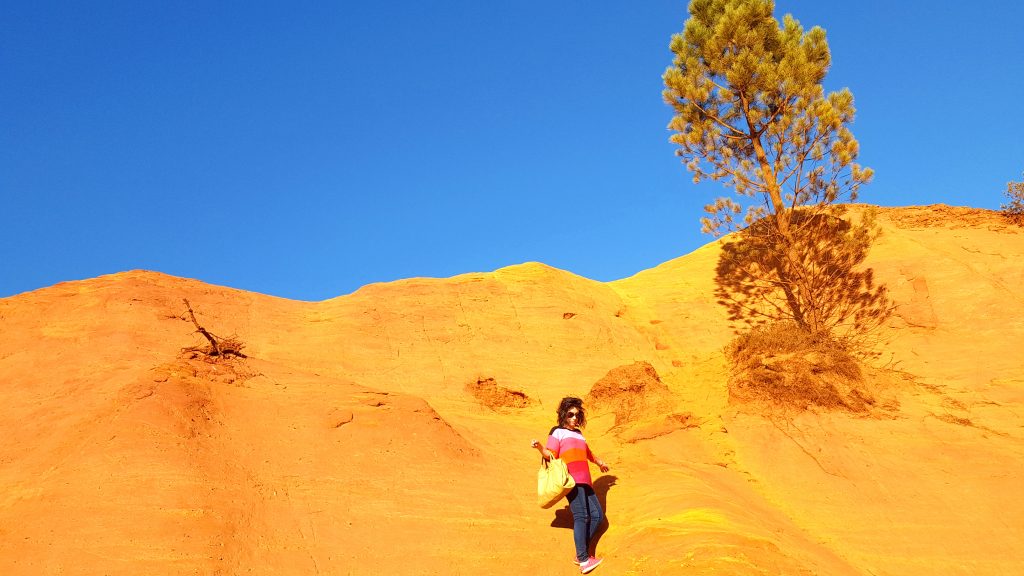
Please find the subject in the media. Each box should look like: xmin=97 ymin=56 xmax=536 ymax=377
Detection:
xmin=663 ymin=0 xmax=887 ymax=339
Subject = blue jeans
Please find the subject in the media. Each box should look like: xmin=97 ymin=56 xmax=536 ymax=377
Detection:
xmin=567 ymin=484 xmax=604 ymax=562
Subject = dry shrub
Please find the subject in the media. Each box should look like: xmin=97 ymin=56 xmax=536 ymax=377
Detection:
xmin=180 ymin=299 xmax=247 ymax=360
xmin=1002 ymin=175 xmax=1024 ymax=225
xmin=183 ymin=335 xmax=246 ymax=359
xmin=726 ymin=322 xmax=875 ymax=413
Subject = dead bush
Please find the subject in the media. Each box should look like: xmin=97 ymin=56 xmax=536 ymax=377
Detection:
xmin=1002 ymin=174 xmax=1024 ymax=225
xmin=180 ymin=299 xmax=247 ymax=360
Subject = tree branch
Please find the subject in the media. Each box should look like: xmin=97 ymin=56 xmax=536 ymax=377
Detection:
xmin=183 ymin=298 xmax=220 ymax=357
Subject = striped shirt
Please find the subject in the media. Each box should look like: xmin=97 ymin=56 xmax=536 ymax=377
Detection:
xmin=546 ymin=427 xmax=595 ymax=486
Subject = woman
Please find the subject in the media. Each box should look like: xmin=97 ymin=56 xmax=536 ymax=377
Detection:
xmin=531 ymin=397 xmax=610 ymax=574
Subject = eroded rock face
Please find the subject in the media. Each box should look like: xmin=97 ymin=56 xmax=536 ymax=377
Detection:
xmin=465 ymin=376 xmax=532 ymax=409
xmin=1 ymin=205 xmax=1022 ymax=576
xmin=585 ymin=361 xmax=673 ymax=427
xmin=584 ymin=361 xmax=698 ymax=443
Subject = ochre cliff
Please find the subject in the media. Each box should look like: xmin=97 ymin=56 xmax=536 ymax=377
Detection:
xmin=1 ymin=205 xmax=1021 ymax=575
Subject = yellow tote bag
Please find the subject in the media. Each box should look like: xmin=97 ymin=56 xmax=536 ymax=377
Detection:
xmin=537 ymin=458 xmax=576 ymax=508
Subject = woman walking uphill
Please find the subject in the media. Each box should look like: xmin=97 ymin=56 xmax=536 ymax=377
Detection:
xmin=531 ymin=397 xmax=611 ymax=574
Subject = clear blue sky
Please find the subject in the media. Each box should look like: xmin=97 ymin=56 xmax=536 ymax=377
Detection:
xmin=3 ymin=1 xmax=1022 ymax=300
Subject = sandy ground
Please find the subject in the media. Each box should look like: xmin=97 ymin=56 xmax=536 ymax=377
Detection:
xmin=0 ymin=204 xmax=1021 ymax=575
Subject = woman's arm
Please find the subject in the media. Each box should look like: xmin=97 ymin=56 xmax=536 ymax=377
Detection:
xmin=588 ymin=446 xmax=610 ymax=472
xmin=530 ymin=439 xmax=555 ymax=460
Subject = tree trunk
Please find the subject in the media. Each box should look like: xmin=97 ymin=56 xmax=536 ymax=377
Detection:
xmin=749 ymin=130 xmax=806 ymax=329
xmin=183 ymin=299 xmax=221 ymax=356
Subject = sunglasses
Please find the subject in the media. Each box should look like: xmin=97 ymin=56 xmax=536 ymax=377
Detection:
xmin=566 ymin=410 xmax=582 ymax=419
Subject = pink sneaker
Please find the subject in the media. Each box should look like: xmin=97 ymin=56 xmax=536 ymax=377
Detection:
xmin=580 ymin=556 xmax=603 ymax=574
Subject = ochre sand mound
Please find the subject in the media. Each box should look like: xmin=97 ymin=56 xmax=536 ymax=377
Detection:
xmin=1 ymin=205 xmax=1022 ymax=575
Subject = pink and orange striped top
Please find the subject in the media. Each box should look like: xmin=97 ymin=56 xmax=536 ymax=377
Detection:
xmin=546 ymin=427 xmax=595 ymax=487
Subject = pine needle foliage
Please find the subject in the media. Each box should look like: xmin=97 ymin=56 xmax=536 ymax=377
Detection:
xmin=1002 ymin=173 xmax=1024 ymax=224
xmin=663 ymin=0 xmax=888 ymax=340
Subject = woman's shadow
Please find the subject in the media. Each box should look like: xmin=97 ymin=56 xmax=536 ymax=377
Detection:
xmin=550 ymin=475 xmax=617 ymax=549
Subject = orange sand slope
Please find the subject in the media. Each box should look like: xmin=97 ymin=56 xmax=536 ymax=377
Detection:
xmin=1 ymin=205 xmax=1021 ymax=575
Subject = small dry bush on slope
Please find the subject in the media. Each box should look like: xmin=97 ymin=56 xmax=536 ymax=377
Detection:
xmin=1002 ymin=174 xmax=1024 ymax=225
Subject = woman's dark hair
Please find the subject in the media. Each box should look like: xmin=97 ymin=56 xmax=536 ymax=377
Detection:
xmin=556 ymin=396 xmax=586 ymax=429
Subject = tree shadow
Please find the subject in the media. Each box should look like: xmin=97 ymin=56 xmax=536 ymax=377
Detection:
xmin=713 ymin=208 xmax=892 ymax=342
xmin=549 ymin=475 xmax=617 ymax=553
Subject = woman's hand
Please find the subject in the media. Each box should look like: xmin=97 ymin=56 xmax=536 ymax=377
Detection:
xmin=595 ymin=459 xmax=610 ymax=473
xmin=531 ymin=439 xmax=553 ymax=460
